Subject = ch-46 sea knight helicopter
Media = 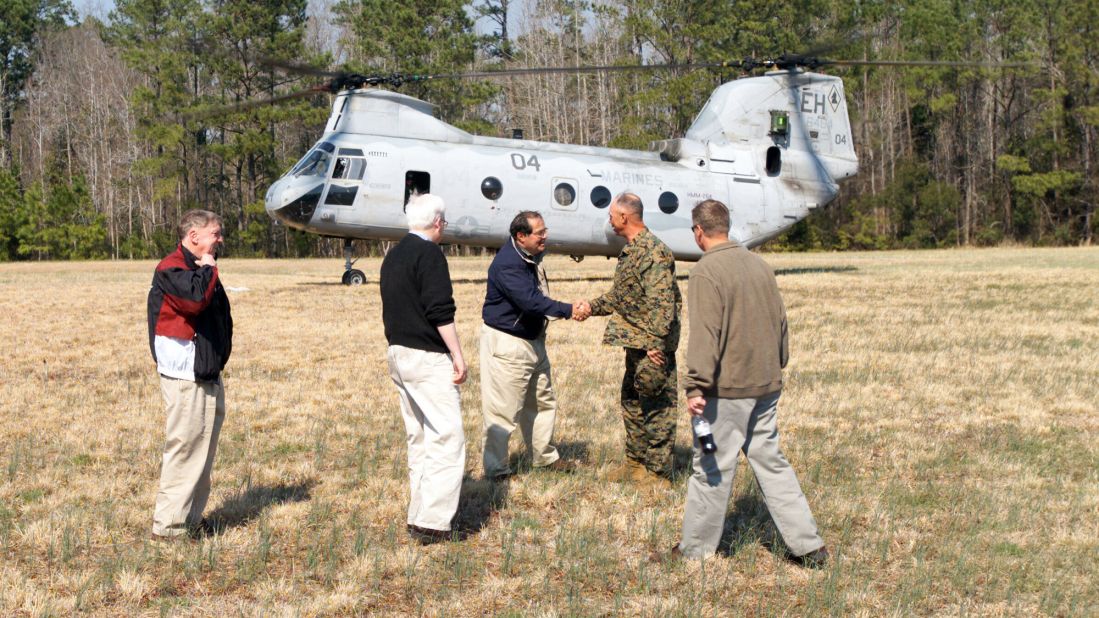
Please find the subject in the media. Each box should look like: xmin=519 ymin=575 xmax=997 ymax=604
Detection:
xmin=259 ymin=54 xmax=1015 ymax=284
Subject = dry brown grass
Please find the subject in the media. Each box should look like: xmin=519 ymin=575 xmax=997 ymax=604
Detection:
xmin=1 ymin=247 xmax=1097 ymax=616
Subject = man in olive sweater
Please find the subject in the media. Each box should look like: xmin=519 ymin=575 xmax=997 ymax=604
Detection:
xmin=672 ymin=199 xmax=828 ymax=567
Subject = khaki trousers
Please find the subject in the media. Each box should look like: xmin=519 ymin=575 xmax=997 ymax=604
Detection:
xmin=387 ymin=345 xmax=466 ymax=532
xmin=678 ymin=392 xmax=824 ymax=558
xmin=153 ymin=376 xmax=225 ymax=537
xmin=480 ymin=324 xmax=560 ymax=477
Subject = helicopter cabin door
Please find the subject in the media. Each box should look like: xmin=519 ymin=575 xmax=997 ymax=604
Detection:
xmin=323 ymin=148 xmax=367 ymax=208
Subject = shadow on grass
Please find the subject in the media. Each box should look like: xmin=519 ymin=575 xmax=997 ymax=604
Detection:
xmin=452 ymin=475 xmax=509 ymax=537
xmin=775 ymin=265 xmax=857 ymax=276
xmin=717 ymin=492 xmax=782 ymax=557
xmin=670 ymin=444 xmax=696 ymax=481
xmin=500 ymin=440 xmax=592 ymax=475
xmin=206 ymin=479 xmax=315 ymax=532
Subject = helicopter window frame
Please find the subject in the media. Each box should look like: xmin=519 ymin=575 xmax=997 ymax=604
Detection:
xmin=324 ymin=184 xmax=359 ymax=206
xmin=291 ymin=149 xmax=332 ymax=178
xmin=332 ymin=156 xmax=366 ymax=181
xmin=590 ymin=185 xmax=611 ymax=208
xmin=552 ymin=179 xmax=577 ymax=210
xmin=658 ymin=191 xmax=679 ymax=214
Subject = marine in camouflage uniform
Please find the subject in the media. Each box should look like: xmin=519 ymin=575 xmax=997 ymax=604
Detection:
xmin=589 ymin=226 xmax=681 ymax=478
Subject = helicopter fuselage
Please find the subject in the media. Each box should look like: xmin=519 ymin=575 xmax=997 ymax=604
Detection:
xmin=266 ymin=71 xmax=857 ymax=262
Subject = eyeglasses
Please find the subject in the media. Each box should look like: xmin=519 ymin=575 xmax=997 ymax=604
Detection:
xmin=438 ymin=218 xmax=449 ymax=228
xmin=530 ymin=229 xmax=548 ymax=238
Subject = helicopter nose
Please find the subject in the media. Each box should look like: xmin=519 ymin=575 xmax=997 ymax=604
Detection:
xmin=265 ymin=178 xmax=324 ymax=228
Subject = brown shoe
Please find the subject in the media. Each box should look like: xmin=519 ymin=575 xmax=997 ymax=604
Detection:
xmin=606 ymin=460 xmax=645 ymax=482
xmin=407 ymin=524 xmax=452 ymax=545
xmin=538 ymin=458 xmax=578 ymax=473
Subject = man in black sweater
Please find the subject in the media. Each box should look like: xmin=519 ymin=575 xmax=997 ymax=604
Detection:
xmin=380 ymin=193 xmax=468 ymax=545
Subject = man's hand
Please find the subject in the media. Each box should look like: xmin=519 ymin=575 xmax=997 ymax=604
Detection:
xmin=198 ymin=253 xmax=217 ymax=267
xmin=646 ymin=348 xmax=666 ymax=366
xmin=687 ymin=396 xmax=706 ymax=416
xmin=572 ymin=300 xmax=591 ymax=321
xmin=452 ymin=356 xmax=468 ymax=385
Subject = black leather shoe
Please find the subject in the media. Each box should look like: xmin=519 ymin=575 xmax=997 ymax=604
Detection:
xmin=188 ymin=518 xmax=217 ymax=539
xmin=791 ymin=546 xmax=829 ymax=569
xmin=407 ymin=524 xmax=452 ymax=545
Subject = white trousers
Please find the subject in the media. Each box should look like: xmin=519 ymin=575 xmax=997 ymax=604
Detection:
xmin=678 ymin=392 xmax=824 ymax=558
xmin=387 ymin=345 xmax=466 ymax=532
xmin=153 ymin=376 xmax=225 ymax=537
xmin=479 ymin=324 xmax=560 ymax=477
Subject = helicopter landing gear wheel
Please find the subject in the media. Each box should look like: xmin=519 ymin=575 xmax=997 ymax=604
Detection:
xmin=346 ymin=269 xmax=366 ymax=285
xmin=341 ymin=238 xmax=364 ymax=285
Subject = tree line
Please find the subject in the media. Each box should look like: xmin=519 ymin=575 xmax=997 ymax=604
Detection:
xmin=0 ymin=0 xmax=1095 ymax=261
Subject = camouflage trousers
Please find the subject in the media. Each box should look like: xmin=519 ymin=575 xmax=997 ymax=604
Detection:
xmin=620 ymin=347 xmax=678 ymax=477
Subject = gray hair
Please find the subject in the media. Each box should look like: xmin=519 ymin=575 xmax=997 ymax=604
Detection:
xmin=178 ymin=210 xmax=222 ymax=240
xmin=613 ymin=191 xmax=643 ymax=219
xmin=405 ymin=193 xmax=446 ymax=230
xmin=692 ymin=199 xmax=730 ymax=236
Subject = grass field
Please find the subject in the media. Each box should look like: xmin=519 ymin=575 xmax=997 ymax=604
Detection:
xmin=1 ymin=247 xmax=1097 ymax=616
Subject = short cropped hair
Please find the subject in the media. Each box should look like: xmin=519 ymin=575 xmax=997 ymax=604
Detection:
xmin=509 ymin=211 xmax=543 ymax=238
xmin=692 ymin=199 xmax=730 ymax=236
xmin=613 ymin=192 xmax=643 ymax=219
xmin=178 ymin=210 xmax=222 ymax=240
xmin=405 ymin=193 xmax=446 ymax=230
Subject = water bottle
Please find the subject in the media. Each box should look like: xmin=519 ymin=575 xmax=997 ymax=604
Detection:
xmin=692 ymin=416 xmax=717 ymax=454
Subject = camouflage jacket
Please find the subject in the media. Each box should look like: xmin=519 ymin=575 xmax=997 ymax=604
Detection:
xmin=589 ymin=227 xmax=681 ymax=352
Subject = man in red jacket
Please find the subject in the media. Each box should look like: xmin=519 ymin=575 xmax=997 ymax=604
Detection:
xmin=147 ymin=210 xmax=233 ymax=540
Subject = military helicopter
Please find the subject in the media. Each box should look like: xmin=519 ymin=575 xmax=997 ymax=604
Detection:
xmin=260 ymin=55 xmax=1013 ymax=284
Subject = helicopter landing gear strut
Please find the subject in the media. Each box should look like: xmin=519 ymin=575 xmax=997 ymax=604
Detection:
xmin=341 ymin=239 xmax=366 ymax=285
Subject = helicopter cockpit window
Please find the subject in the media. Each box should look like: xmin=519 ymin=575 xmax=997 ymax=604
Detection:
xmin=553 ymin=182 xmax=576 ymax=207
xmin=658 ymin=191 xmax=679 ymax=214
xmin=590 ymin=186 xmax=611 ymax=208
xmin=332 ymin=157 xmax=365 ymax=181
xmin=291 ymin=149 xmax=331 ymax=177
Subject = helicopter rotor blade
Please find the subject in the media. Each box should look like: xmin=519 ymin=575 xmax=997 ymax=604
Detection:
xmin=418 ymin=61 xmax=744 ymax=81
xmin=819 ymin=58 xmax=1036 ymax=69
xmin=180 ymin=87 xmax=328 ymax=122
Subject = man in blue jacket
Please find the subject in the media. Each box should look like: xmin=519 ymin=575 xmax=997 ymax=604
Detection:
xmin=481 ymin=211 xmax=585 ymax=480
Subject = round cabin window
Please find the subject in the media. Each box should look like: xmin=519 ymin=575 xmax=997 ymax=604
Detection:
xmin=554 ymin=182 xmax=576 ymax=207
xmin=481 ymin=176 xmax=503 ymax=200
xmin=658 ymin=191 xmax=679 ymax=214
xmin=591 ymin=186 xmax=611 ymax=208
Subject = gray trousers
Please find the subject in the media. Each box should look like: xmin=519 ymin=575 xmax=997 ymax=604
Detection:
xmin=678 ymin=392 xmax=823 ymax=558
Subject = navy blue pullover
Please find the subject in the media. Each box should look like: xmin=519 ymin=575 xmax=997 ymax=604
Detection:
xmin=482 ymin=239 xmax=572 ymax=340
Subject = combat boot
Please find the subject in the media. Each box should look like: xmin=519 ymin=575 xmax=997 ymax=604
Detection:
xmin=634 ymin=466 xmax=670 ymax=490
xmin=606 ymin=460 xmax=645 ymax=482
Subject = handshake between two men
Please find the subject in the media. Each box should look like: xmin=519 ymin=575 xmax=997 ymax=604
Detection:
xmin=571 ymin=300 xmax=592 ymax=321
